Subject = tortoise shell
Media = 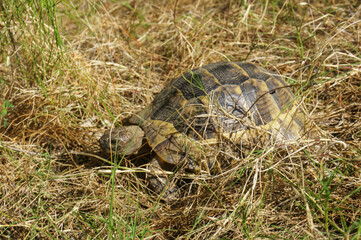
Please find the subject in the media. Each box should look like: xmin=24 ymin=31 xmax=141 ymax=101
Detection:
xmin=100 ymin=62 xmax=305 ymax=171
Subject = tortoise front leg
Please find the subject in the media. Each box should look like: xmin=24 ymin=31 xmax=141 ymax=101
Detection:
xmin=146 ymin=158 xmax=180 ymax=203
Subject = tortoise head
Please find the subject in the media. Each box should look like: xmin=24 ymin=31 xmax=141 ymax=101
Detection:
xmin=99 ymin=125 xmax=144 ymax=156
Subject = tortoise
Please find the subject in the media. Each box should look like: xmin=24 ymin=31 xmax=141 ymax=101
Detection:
xmin=99 ymin=62 xmax=306 ymax=198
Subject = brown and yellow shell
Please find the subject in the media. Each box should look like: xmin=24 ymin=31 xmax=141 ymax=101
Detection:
xmin=127 ymin=62 xmax=305 ymax=169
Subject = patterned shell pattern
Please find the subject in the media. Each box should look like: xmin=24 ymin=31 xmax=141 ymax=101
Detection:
xmin=126 ymin=62 xmax=305 ymax=169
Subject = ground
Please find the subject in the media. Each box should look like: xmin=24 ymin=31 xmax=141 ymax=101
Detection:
xmin=1 ymin=1 xmax=361 ymax=239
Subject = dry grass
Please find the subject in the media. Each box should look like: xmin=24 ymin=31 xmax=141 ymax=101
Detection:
xmin=1 ymin=0 xmax=361 ymax=239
